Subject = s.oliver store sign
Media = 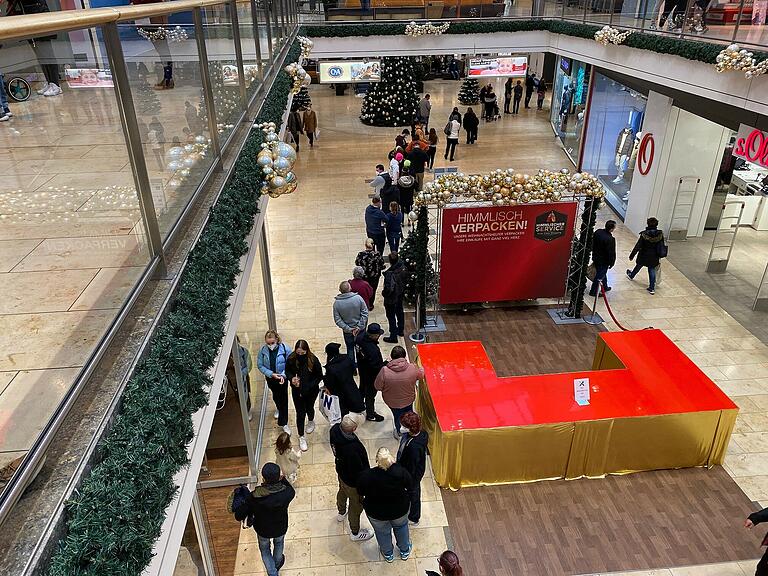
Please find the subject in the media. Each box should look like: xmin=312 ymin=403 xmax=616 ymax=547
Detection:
xmin=733 ymin=124 xmax=768 ymax=168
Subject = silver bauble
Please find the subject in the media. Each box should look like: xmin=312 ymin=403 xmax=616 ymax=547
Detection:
xmin=166 ymin=146 xmax=184 ymax=160
xmin=167 ymin=160 xmax=182 ymax=171
xmin=273 ymin=156 xmax=292 ymax=176
xmin=269 ymin=176 xmax=287 ymax=189
xmin=277 ymin=142 xmax=297 ymax=162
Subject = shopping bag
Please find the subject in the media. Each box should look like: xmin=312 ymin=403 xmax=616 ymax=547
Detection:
xmin=318 ymin=390 xmax=342 ymax=425
xmin=315 ymin=128 xmax=320 ymax=141
xmin=655 ymin=264 xmax=662 ymax=287
xmin=586 ymin=263 xmax=596 ymax=282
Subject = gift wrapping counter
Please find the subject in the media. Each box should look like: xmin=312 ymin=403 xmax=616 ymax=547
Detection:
xmin=416 ymin=330 xmax=738 ymax=489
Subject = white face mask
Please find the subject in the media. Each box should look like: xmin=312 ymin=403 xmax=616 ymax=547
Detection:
xmin=267 ymin=343 xmax=277 ymax=351
xmin=400 ymin=425 xmax=410 ymax=434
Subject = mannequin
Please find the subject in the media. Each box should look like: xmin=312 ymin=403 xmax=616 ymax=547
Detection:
xmin=613 ymin=126 xmax=634 ymax=184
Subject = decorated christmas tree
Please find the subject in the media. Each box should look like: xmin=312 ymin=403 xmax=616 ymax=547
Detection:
xmin=291 ymin=86 xmax=311 ymax=112
xmin=136 ymin=77 xmax=161 ymax=115
xmin=360 ymin=57 xmax=419 ymax=127
xmin=399 ymin=206 xmax=437 ymax=325
xmin=457 ymin=77 xmax=480 ymax=105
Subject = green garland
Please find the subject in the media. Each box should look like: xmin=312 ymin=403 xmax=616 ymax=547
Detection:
xmin=400 ymin=206 xmax=436 ymax=326
xmin=567 ymin=197 xmax=599 ymax=318
xmin=46 ymin=41 xmax=301 ymax=576
xmin=301 ymin=20 xmax=768 ymax=65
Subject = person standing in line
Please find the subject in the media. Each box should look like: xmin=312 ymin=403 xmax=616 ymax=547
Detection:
xmin=513 ymin=80 xmax=523 ymax=114
xmin=427 ymin=128 xmax=439 ymax=170
xmin=463 ymin=108 xmax=479 ymax=145
xmin=333 ymin=281 xmax=369 ymax=369
xmin=302 ymin=103 xmax=317 ymax=147
xmin=536 ymin=81 xmax=547 ymax=110
xmin=365 ymin=196 xmax=388 ymax=255
xmin=504 ymin=77 xmax=513 ymax=114
xmin=444 ymin=117 xmax=460 ymax=162
xmin=418 ymin=93 xmax=431 ymax=128
xmin=524 ymin=71 xmax=536 ymax=109
xmin=375 ymin=346 xmax=424 ymax=437
xmin=248 ymin=462 xmax=295 ymax=576
xmin=627 ymin=217 xmax=666 ymax=295
xmin=355 ymin=323 xmax=386 ymax=422
xmin=382 ymin=251 xmax=408 ymax=343
xmin=483 ymin=87 xmax=497 ymax=122
xmin=287 ymin=109 xmax=303 ymax=152
xmin=426 ymin=551 xmax=465 ymax=576
xmin=274 ymin=432 xmax=301 ymax=484
xmin=383 ymin=170 xmax=402 ymax=220
xmin=355 ymin=239 xmax=385 ymax=309
xmin=589 ymin=220 xmax=617 ymax=297
xmin=395 ymin=129 xmax=410 ymax=150
xmin=357 ymin=447 xmax=413 ymax=562
xmin=350 ymin=266 xmax=374 ymax=310
xmin=406 ymin=141 xmax=429 ymax=192
xmin=390 ymin=152 xmax=402 ymax=184
xmin=396 ymin=411 xmax=429 ymax=525
xmin=745 ymin=507 xmax=768 ymax=576
xmin=330 ymin=415 xmax=375 ymax=542
xmin=323 ymin=343 xmax=366 ymax=421
xmin=369 ymin=164 xmax=392 ymax=197
xmin=285 ymin=340 xmax=323 ymax=452
xmin=257 ymin=330 xmax=291 ymax=433
xmin=386 ymin=201 xmax=404 ymax=253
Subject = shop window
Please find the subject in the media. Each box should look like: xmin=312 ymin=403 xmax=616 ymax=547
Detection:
xmin=550 ymin=57 xmax=591 ymax=166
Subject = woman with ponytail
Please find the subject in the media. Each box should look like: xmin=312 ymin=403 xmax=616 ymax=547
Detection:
xmin=426 ymin=550 xmax=463 ymax=576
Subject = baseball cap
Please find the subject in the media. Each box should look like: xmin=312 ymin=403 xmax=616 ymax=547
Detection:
xmin=325 ymin=342 xmax=342 ymax=355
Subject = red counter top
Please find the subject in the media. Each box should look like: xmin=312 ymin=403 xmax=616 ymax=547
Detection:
xmin=417 ymin=329 xmax=737 ymax=431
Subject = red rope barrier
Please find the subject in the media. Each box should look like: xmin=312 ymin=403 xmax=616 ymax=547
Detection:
xmin=598 ymin=282 xmax=630 ymax=332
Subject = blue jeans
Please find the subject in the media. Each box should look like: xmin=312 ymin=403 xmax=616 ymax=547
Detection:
xmin=370 ymin=233 xmax=386 ymax=255
xmin=589 ymin=264 xmax=609 ymax=295
xmin=391 ymin=404 xmax=413 ymax=436
xmin=387 ymin=232 xmax=400 ymax=253
xmin=257 ymin=534 xmax=285 ymax=576
xmin=0 ymin=72 xmax=9 ymax=114
xmin=343 ymin=330 xmax=356 ymax=367
xmin=630 ymin=262 xmax=656 ymax=290
xmin=369 ymin=513 xmax=410 ymax=557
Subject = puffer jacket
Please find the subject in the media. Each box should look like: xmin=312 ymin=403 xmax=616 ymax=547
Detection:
xmin=630 ymin=228 xmax=665 ymax=268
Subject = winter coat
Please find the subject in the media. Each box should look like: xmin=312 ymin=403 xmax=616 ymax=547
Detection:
xmin=303 ymin=109 xmax=317 ymax=133
xmin=248 ymin=479 xmax=295 ymax=538
xmin=257 ymin=342 xmax=290 ymax=379
xmin=349 ymin=277 xmax=374 ymax=309
xmin=592 ymin=228 xmax=617 ymax=267
xmin=374 ymin=357 xmax=424 ymax=409
xmin=357 ymin=464 xmax=413 ymax=521
xmin=748 ymin=507 xmax=768 ymax=546
xmin=287 ymin=111 xmax=303 ymax=136
xmin=448 ymin=119 xmax=461 ymax=140
xmin=381 ymin=185 xmax=401 ymax=216
xmin=323 ymin=354 xmax=365 ymax=415
xmin=355 ymin=249 xmax=385 ymax=281
xmin=463 ymin=112 xmax=479 ymax=132
xmin=397 ymin=430 xmax=429 ymax=483
xmin=330 ymin=423 xmax=369 ymax=487
xmin=333 ymin=292 xmax=368 ymax=333
xmin=365 ymin=204 xmax=388 ymax=237
xmin=448 ymin=112 xmax=462 ymax=125
xmin=285 ymin=353 xmax=323 ymax=392
xmin=275 ymin=447 xmax=300 ymax=481
xmin=418 ymin=97 xmax=432 ymax=120
xmin=386 ymin=212 xmax=404 ymax=237
xmin=355 ymin=332 xmax=384 ymax=386
xmin=630 ymin=228 xmax=665 ymax=268
xmin=407 ymin=146 xmax=429 ymax=174
xmin=513 ymin=84 xmax=523 ymax=98
xmin=382 ymin=260 xmax=408 ymax=304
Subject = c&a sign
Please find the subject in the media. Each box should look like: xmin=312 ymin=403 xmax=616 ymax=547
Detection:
xmin=733 ymin=124 xmax=768 ymax=169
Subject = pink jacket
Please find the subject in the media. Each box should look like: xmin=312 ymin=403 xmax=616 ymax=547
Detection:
xmin=374 ymin=358 xmax=424 ymax=409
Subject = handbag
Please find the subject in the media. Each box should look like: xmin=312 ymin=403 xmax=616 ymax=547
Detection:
xmin=318 ymin=390 xmax=342 ymax=425
xmin=443 ymin=121 xmax=451 ymax=136
xmin=586 ymin=263 xmax=597 ymax=282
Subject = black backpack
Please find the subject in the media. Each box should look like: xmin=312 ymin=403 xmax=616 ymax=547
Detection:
xmin=383 ymin=265 xmax=408 ymax=299
xmin=228 ymin=484 xmax=255 ymax=528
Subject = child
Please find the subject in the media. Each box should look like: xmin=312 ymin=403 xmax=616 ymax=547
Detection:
xmin=537 ymin=82 xmax=547 ymax=111
xmin=275 ymin=431 xmax=300 ymax=484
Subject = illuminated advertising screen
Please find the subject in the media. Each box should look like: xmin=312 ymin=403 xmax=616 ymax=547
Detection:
xmin=468 ymin=56 xmax=528 ymax=78
xmin=318 ymin=61 xmax=381 ymax=83
xmin=222 ymin=63 xmax=260 ymax=86
xmin=64 ymin=68 xmax=113 ymax=88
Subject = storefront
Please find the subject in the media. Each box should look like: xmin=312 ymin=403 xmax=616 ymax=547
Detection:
xmin=550 ymin=56 xmax=591 ymax=166
xmin=580 ymin=72 xmax=648 ymax=220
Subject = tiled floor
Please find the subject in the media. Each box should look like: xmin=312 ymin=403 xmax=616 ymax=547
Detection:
xmin=230 ymin=78 xmax=768 ymax=575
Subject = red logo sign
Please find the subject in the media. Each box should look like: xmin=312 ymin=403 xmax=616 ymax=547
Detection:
xmin=734 ymin=128 xmax=768 ymax=169
xmin=638 ymin=133 xmax=654 ymax=176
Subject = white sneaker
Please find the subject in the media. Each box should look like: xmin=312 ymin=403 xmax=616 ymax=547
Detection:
xmin=306 ymin=420 xmax=316 ymax=434
xmin=43 ymin=83 xmax=62 ymax=97
xmin=282 ymin=424 xmax=291 ymax=435
xmin=36 ymin=82 xmax=50 ymax=95
xmin=4 ymin=111 xmax=12 ymax=118
xmin=299 ymin=436 xmax=308 ymax=451
xmin=350 ymin=528 xmax=373 ymax=542
xmin=0 ymin=115 xmax=9 ymax=122
xmin=274 ymin=409 xmax=279 ymax=419
xmin=336 ymin=511 xmax=347 ymax=522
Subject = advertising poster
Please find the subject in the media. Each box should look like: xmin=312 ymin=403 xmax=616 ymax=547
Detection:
xmin=468 ymin=56 xmax=528 ymax=78
xmin=64 ymin=68 xmax=113 ymax=88
xmin=439 ymin=202 xmax=577 ymax=304
xmin=318 ymin=61 xmax=381 ymax=83
xmin=733 ymin=123 xmax=768 ymax=169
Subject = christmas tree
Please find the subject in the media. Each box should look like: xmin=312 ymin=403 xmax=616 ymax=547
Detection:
xmin=360 ymin=57 xmax=419 ymax=127
xmin=291 ymin=86 xmax=311 ymax=112
xmin=457 ymin=77 xmax=480 ymax=105
xmin=135 ymin=76 xmax=161 ymax=115
xmin=399 ymin=206 xmax=437 ymax=325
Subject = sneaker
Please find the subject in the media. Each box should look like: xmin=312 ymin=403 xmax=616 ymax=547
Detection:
xmin=383 ymin=552 xmax=395 ymax=563
xmin=5 ymin=111 xmax=12 ymax=118
xmin=336 ymin=511 xmax=347 ymax=522
xmin=43 ymin=83 xmax=62 ymax=97
xmin=299 ymin=436 xmax=308 ymax=451
xmin=366 ymin=413 xmax=385 ymax=422
xmin=306 ymin=420 xmax=316 ymax=434
xmin=383 ymin=336 xmax=398 ymax=344
xmin=399 ymin=543 xmax=413 ymax=561
xmin=248 ymin=410 xmax=253 ymax=422
xmin=274 ymin=409 xmax=279 ymax=419
xmin=36 ymin=82 xmax=49 ymax=95
xmin=604 ymin=286 xmax=612 ymax=292
xmin=350 ymin=528 xmax=373 ymax=542
xmin=647 ymin=287 xmax=655 ymax=295
xmin=282 ymin=424 xmax=291 ymax=435
xmin=626 ymin=269 xmax=634 ymax=280
xmin=0 ymin=115 xmax=9 ymax=122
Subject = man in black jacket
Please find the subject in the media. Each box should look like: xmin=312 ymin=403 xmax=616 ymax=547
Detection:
xmin=382 ymin=252 xmax=408 ymax=344
xmin=323 ymin=343 xmax=365 ymax=419
xmin=524 ymin=72 xmax=536 ymax=109
xmin=589 ymin=220 xmax=617 ymax=297
xmin=249 ymin=462 xmax=295 ymax=576
xmin=745 ymin=507 xmax=768 ymax=575
xmin=355 ymin=323 xmax=386 ymax=422
xmin=407 ymin=145 xmax=429 ymax=192
xmin=330 ymin=415 xmax=374 ymax=542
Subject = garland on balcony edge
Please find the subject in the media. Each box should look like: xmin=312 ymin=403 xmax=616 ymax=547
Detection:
xmin=301 ymin=20 xmax=768 ymax=66
xmin=46 ymin=40 xmax=302 ymax=576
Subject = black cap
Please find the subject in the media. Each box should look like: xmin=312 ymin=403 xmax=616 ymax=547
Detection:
xmin=367 ymin=323 xmax=385 ymax=335
xmin=262 ymin=462 xmax=281 ymax=483
xmin=325 ymin=342 xmax=342 ymax=355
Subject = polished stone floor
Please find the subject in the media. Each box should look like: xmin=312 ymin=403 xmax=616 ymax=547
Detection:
xmin=230 ymin=79 xmax=768 ymax=575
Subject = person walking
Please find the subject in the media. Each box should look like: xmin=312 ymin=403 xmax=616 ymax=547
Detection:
xmin=537 ymin=81 xmax=547 ymax=110
xmin=463 ymin=108 xmax=479 ymax=144
xmin=355 ymin=323 xmax=386 ymax=422
xmin=513 ymin=80 xmax=523 ymax=114
xmin=375 ymin=345 xmax=424 ymax=437
xmin=350 ymin=266 xmax=374 ymax=310
xmin=285 ymin=340 xmax=323 ymax=452
xmin=274 ymin=432 xmax=301 ymax=483
xmin=323 ymin=343 xmax=366 ymax=421
xmin=448 ymin=107 xmax=462 ymax=124
xmin=355 ymin=239 xmax=385 ymax=309
xmin=627 ymin=217 xmax=667 ymax=295
xmin=745 ymin=507 xmax=768 ymax=576
xmin=589 ymin=220 xmax=617 ymax=297
xmin=365 ymin=196 xmax=388 ymax=254
xmin=248 ymin=462 xmax=295 ymax=576
xmin=427 ymin=128 xmax=439 ymax=170
xmin=333 ymin=281 xmax=369 ymax=368
xmin=426 ymin=551 xmax=465 ymax=576
xmin=357 ymin=447 xmax=413 ymax=562
xmin=396 ymin=411 xmax=429 ymax=525
xmin=382 ymin=252 xmax=408 ymax=343
xmin=448 ymin=58 xmax=460 ymax=80
xmin=444 ymin=117 xmax=460 ymax=162
xmin=287 ymin=109 xmax=303 ymax=152
xmin=303 ymin=103 xmax=317 ymax=147
xmin=483 ymin=87 xmax=497 ymax=122
xmin=386 ymin=202 xmax=404 ymax=253
xmin=524 ymin=72 xmax=536 ymax=109
xmin=257 ymin=330 xmax=291 ymax=433
xmin=418 ymin=93 xmax=431 ymax=127
xmin=504 ymin=78 xmax=513 ymax=114
xmin=330 ymin=415 xmax=375 ymax=542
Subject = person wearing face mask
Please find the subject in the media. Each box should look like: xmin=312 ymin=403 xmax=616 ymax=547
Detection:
xmin=374 ymin=346 xmax=424 ymax=438
xmin=396 ymin=411 xmax=429 ymax=526
xmin=285 ymin=340 xmax=323 ymax=452
xmin=257 ymin=330 xmax=291 ymax=434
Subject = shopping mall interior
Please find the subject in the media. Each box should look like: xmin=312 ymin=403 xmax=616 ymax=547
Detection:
xmin=1 ymin=1 xmax=768 ymax=575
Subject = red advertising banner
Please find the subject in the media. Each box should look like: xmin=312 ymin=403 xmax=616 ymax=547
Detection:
xmin=439 ymin=202 xmax=578 ymax=304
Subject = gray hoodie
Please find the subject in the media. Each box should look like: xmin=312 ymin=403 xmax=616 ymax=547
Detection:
xmin=333 ymin=292 xmax=368 ymax=333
